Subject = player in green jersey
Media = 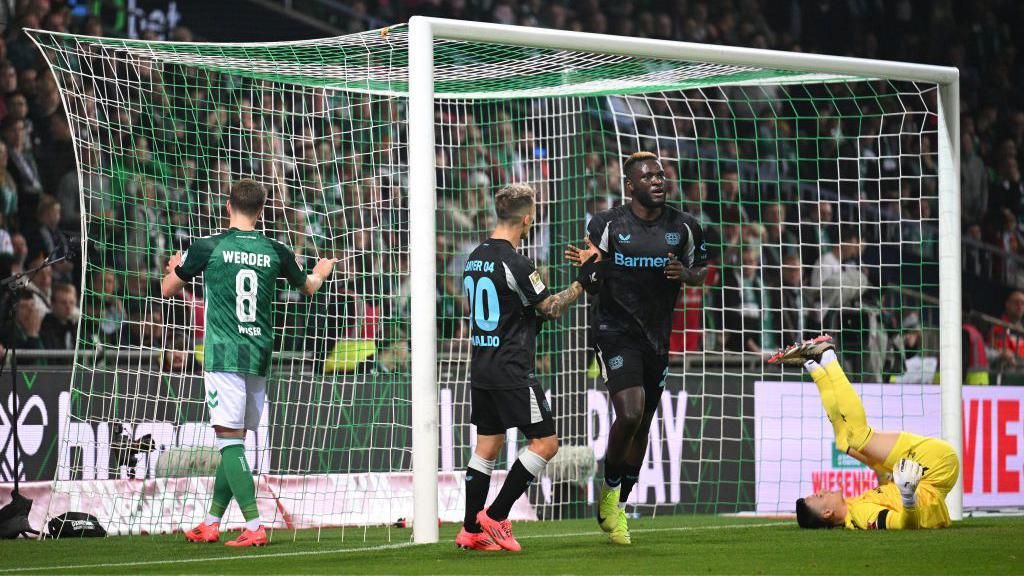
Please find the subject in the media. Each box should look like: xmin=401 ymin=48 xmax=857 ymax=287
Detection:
xmin=161 ymin=179 xmax=336 ymax=547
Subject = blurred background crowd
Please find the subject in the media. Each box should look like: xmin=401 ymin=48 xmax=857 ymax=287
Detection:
xmin=0 ymin=0 xmax=1020 ymax=385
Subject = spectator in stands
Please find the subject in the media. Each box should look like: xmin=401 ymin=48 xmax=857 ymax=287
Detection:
xmin=961 ymin=131 xmax=988 ymax=227
xmin=886 ymin=313 xmax=938 ymax=384
xmin=800 ymin=201 xmax=835 ymax=267
xmin=4 ymin=92 xmax=33 ymax=151
xmin=995 ymin=155 xmax=1023 ymax=220
xmin=24 ymin=193 xmax=58 ymax=261
xmin=723 ymin=246 xmax=766 ymax=353
xmin=39 ymin=111 xmax=74 ymax=194
xmin=40 ymin=281 xmax=77 ymax=349
xmin=984 ymin=207 xmax=1024 ymax=285
xmin=17 ymin=68 xmax=36 ymax=103
xmin=760 ymin=202 xmax=796 ymax=286
xmin=989 ymin=290 xmax=1024 ymax=364
xmin=81 ymin=268 xmax=124 ymax=346
xmin=1 ymin=289 xmax=44 ymax=351
xmin=815 ymin=226 xmax=881 ymax=377
xmin=716 ymin=168 xmax=743 ymax=224
xmin=30 ymin=74 xmax=62 ymax=140
xmin=162 ymin=332 xmax=193 ymax=373
xmin=0 ymin=62 xmax=17 ymax=112
xmin=775 ymin=252 xmax=810 ymax=347
xmin=3 ymin=117 xmax=41 ymax=207
xmin=3 ymin=12 xmax=39 ymax=71
xmin=22 ymin=251 xmax=51 ymax=314
xmin=0 ymin=211 xmax=11 ymax=256
xmin=5 ymin=230 xmax=26 ymax=276
xmin=0 ymin=140 xmax=18 ymax=223
xmin=962 ymin=322 xmax=990 ymax=385
xmin=124 ymin=306 xmax=164 ymax=349
xmin=683 ymin=179 xmax=720 ymax=247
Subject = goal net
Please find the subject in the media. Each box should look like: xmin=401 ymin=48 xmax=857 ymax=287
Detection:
xmin=25 ymin=20 xmax=960 ymax=537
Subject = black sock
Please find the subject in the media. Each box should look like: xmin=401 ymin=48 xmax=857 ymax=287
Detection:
xmin=487 ymin=460 xmax=534 ymax=522
xmin=619 ymin=464 xmax=643 ymax=503
xmin=604 ymin=460 xmax=623 ymax=489
xmin=463 ymin=467 xmax=491 ymax=533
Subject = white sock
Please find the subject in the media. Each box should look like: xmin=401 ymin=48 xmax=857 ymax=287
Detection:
xmin=468 ymin=453 xmax=496 ymax=476
xmin=617 ymin=502 xmax=627 ymax=510
xmin=804 ymin=359 xmax=821 ymax=373
xmin=245 ymin=518 xmax=261 ymax=531
xmin=820 ymin=349 xmax=838 ymax=367
xmin=518 ymin=449 xmax=550 ymax=478
xmin=204 ymin=515 xmax=221 ymax=526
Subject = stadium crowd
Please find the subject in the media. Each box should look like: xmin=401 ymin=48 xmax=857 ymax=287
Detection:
xmin=0 ymin=0 xmax=1020 ymax=384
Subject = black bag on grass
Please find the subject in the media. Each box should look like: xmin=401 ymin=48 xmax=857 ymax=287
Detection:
xmin=48 ymin=512 xmax=106 ymax=538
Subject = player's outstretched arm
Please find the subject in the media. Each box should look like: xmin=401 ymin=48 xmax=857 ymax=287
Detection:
xmin=536 ymin=281 xmax=584 ymax=320
xmin=160 ymin=251 xmax=186 ymax=298
xmin=300 ymin=258 xmax=338 ymax=296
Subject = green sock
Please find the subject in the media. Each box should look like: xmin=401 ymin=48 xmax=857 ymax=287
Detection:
xmin=220 ymin=443 xmax=259 ymax=522
xmin=208 ymin=457 xmax=232 ymax=518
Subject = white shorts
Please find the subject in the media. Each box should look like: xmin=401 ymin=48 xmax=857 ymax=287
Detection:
xmin=204 ymin=371 xmax=267 ymax=431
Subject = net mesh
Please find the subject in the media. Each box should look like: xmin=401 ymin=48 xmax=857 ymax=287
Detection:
xmin=28 ymin=24 xmax=940 ymax=535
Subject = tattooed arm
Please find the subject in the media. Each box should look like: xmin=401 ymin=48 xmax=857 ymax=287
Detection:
xmin=535 ymin=281 xmax=585 ymax=320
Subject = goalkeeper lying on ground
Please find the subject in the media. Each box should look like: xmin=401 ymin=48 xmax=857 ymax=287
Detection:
xmin=769 ymin=335 xmax=960 ymax=530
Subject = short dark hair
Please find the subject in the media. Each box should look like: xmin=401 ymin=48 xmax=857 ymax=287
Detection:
xmin=37 ymin=194 xmax=59 ymax=217
xmin=229 ymin=179 xmax=266 ymax=217
xmin=494 ymin=183 xmax=535 ymax=223
xmin=51 ymin=282 xmax=76 ymax=298
xmin=795 ymin=498 xmax=833 ymax=529
xmin=622 ymin=151 xmax=659 ymax=179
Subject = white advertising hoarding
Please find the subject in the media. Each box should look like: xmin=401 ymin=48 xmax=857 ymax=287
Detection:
xmin=755 ymin=382 xmax=1024 ymax=512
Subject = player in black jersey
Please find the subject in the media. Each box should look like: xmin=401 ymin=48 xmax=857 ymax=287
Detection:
xmin=567 ymin=151 xmax=709 ymax=544
xmin=458 ymin=183 xmax=599 ymax=552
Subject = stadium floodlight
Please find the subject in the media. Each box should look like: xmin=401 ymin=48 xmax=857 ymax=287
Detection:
xmin=28 ymin=16 xmax=959 ymax=544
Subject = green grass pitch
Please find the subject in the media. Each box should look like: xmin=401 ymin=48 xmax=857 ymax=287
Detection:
xmin=2 ymin=515 xmax=1022 ymax=574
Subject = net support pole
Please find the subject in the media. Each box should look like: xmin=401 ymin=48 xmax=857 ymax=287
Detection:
xmin=408 ymin=17 xmax=440 ymax=544
xmin=937 ymin=78 xmax=962 ymax=521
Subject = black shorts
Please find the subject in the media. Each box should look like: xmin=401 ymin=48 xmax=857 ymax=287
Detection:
xmin=470 ymin=384 xmax=556 ymax=439
xmin=594 ymin=335 xmax=668 ymax=413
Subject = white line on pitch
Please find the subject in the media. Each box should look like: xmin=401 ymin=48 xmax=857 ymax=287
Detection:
xmin=517 ymin=520 xmax=790 ymax=540
xmin=0 ymin=521 xmax=789 ymax=573
xmin=0 ymin=541 xmax=417 ymax=573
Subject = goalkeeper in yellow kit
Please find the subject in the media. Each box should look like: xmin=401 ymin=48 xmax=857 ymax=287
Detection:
xmin=769 ymin=335 xmax=960 ymax=530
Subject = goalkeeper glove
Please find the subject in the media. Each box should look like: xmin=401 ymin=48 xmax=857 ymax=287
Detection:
xmin=576 ymin=254 xmax=602 ymax=295
xmin=893 ymin=458 xmax=924 ymax=508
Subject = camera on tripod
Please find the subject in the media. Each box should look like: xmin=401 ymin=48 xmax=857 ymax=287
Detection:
xmin=108 ymin=423 xmax=155 ymax=479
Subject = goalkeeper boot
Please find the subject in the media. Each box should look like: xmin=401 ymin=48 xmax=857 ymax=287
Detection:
xmin=184 ymin=522 xmax=219 ymax=543
xmin=456 ymin=527 xmax=502 ymax=551
xmin=225 ymin=525 xmax=268 ymax=547
xmin=607 ymin=508 xmax=632 ymax=545
xmin=768 ymin=334 xmax=833 ymax=365
xmin=597 ymin=485 xmax=621 ymax=532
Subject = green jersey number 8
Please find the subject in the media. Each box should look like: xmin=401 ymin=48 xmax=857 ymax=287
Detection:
xmin=236 ymin=269 xmax=258 ymax=323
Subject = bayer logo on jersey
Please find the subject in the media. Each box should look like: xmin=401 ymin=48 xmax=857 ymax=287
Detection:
xmin=665 ymin=232 xmax=680 ymax=246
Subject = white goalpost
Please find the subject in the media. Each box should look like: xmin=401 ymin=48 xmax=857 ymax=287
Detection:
xmin=405 ymin=16 xmax=961 ymax=544
xmin=22 ymin=16 xmax=962 ymax=544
